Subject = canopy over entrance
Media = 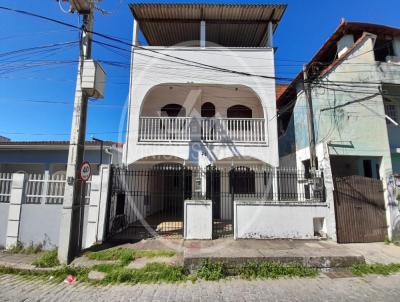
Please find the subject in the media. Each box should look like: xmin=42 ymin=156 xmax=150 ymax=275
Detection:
xmin=129 ymin=3 xmax=287 ymax=47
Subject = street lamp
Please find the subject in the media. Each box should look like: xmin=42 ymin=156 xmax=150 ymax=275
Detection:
xmin=91 ymin=137 xmax=104 ymax=165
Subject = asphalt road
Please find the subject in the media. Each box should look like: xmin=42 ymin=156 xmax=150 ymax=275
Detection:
xmin=0 ymin=273 xmax=400 ymax=301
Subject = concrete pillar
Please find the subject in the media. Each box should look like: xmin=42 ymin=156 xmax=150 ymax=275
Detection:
xmin=272 ymin=167 xmax=279 ymax=201
xmin=41 ymin=170 xmax=50 ymax=205
xmin=124 ymin=19 xmax=140 ymax=166
xmin=200 ymin=20 xmax=206 ymax=48
xmin=84 ymin=165 xmax=111 ymax=248
xmin=320 ymin=144 xmax=337 ymax=242
xmin=267 ymin=22 xmax=273 ymax=48
xmin=5 ymin=173 xmax=26 ymax=248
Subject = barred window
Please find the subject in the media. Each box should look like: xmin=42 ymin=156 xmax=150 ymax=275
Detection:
xmin=384 ymin=102 xmax=399 ymax=125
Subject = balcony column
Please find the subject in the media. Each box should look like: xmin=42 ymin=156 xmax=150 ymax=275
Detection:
xmin=267 ymin=22 xmax=273 ymax=48
xmin=125 ymin=19 xmax=141 ymax=166
xmin=200 ymin=20 xmax=206 ymax=48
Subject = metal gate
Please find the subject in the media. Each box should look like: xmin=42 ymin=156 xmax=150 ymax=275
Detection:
xmin=206 ymin=167 xmax=234 ymax=238
xmin=105 ymin=165 xmax=237 ymax=241
xmin=334 ymin=175 xmax=387 ymax=243
xmin=106 ymin=165 xmax=190 ymax=241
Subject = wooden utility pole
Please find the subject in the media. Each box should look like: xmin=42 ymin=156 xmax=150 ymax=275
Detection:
xmin=303 ymin=64 xmax=318 ymax=174
xmin=58 ymin=0 xmax=94 ymax=264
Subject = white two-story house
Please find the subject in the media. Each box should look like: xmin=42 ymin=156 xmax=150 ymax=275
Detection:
xmin=124 ymin=3 xmax=286 ymax=170
xmin=110 ymin=3 xmax=297 ymax=239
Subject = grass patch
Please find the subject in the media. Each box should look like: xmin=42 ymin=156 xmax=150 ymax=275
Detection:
xmin=32 ymin=249 xmax=60 ymax=268
xmin=0 ymin=266 xmax=89 ymax=283
xmin=100 ymin=263 xmax=186 ymax=284
xmin=238 ymin=262 xmax=318 ymax=280
xmin=6 ymin=241 xmax=43 ymax=255
xmin=85 ymin=247 xmax=175 ymax=265
xmin=196 ymin=259 xmax=227 ymax=281
xmin=352 ymin=263 xmax=400 ymax=276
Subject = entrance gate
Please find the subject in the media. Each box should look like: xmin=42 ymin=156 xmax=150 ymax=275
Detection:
xmin=105 ymin=166 xmax=235 ymax=241
xmin=334 ymin=175 xmax=387 ymax=243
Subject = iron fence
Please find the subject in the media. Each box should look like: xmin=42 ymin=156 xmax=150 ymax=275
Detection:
xmin=106 ymin=166 xmax=325 ymax=241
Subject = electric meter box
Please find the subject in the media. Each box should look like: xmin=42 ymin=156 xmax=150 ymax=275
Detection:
xmin=81 ymin=59 xmax=105 ymax=99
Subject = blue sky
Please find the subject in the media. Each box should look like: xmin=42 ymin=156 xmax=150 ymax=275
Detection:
xmin=0 ymin=0 xmax=399 ymax=142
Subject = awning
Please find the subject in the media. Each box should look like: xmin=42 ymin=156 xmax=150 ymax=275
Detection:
xmin=129 ymin=3 xmax=287 ymax=47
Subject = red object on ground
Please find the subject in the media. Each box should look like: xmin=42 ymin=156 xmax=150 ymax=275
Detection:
xmin=64 ymin=275 xmax=76 ymax=284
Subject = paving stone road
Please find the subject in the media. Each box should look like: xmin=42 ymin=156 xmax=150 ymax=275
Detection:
xmin=0 ymin=273 xmax=400 ymax=302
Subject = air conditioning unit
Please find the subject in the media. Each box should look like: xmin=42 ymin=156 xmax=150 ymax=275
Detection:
xmin=81 ymin=59 xmax=105 ymax=99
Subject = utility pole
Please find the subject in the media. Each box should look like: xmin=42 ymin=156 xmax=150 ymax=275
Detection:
xmin=303 ymin=64 xmax=318 ymax=174
xmin=58 ymin=0 xmax=94 ymax=264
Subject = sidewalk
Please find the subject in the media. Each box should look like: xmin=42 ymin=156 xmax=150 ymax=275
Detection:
xmin=1 ymin=239 xmax=400 ymax=271
xmin=183 ymin=239 xmax=400 ymax=269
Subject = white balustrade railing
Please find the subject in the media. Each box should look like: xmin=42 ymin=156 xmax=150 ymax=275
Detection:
xmin=139 ymin=117 xmax=266 ymax=143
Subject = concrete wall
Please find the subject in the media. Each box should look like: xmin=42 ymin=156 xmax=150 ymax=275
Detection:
xmin=125 ymin=46 xmax=279 ymax=167
xmin=0 ymin=203 xmax=9 ymax=248
xmin=184 ymin=200 xmax=212 ymax=240
xmin=234 ymin=201 xmax=329 ymax=239
xmin=18 ymin=204 xmax=89 ymax=249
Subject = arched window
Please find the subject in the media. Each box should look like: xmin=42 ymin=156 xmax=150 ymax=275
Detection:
xmin=201 ymin=102 xmax=215 ymax=118
xmin=160 ymin=104 xmax=186 ymax=117
xmin=229 ymin=166 xmax=255 ymax=194
xmin=227 ymin=105 xmax=252 ymax=118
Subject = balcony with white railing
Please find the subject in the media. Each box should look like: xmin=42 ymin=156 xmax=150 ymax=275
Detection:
xmin=138 ymin=117 xmax=266 ymax=144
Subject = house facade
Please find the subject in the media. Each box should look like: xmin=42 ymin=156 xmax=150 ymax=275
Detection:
xmin=105 ymin=3 xmax=338 ymax=242
xmin=278 ymin=20 xmax=400 ymax=242
xmin=0 ymin=140 xmax=121 ymax=175
xmin=123 ymin=3 xmax=285 ymax=170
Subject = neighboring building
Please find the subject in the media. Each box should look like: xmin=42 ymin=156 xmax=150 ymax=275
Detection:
xmin=0 ymin=136 xmax=10 ymax=143
xmin=278 ymin=20 xmax=400 ymax=242
xmin=0 ymin=141 xmax=122 ymax=175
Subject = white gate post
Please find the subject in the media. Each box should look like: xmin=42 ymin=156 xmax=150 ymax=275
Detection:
xmin=85 ymin=165 xmax=111 ymax=248
xmin=321 ymin=144 xmax=337 ymax=242
xmin=6 ymin=173 xmax=26 ymax=249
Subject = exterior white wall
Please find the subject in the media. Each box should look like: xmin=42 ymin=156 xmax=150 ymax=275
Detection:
xmin=234 ymin=201 xmax=329 ymax=239
xmin=0 ymin=203 xmax=9 ymax=247
xmin=125 ymin=46 xmax=279 ymax=167
xmin=184 ymin=200 xmax=212 ymax=239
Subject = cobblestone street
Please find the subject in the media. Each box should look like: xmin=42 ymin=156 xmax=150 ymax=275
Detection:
xmin=1 ymin=273 xmax=400 ymax=302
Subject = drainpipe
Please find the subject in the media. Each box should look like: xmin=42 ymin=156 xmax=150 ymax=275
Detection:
xmin=104 ymin=147 xmax=113 ymax=165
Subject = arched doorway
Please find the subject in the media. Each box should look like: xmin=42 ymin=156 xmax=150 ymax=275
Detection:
xmin=227 ymin=105 xmax=252 ymax=118
xmin=160 ymin=103 xmax=186 ymax=117
xmin=201 ymin=102 xmax=216 ymax=140
xmin=201 ymin=102 xmax=215 ymax=118
xmin=227 ymin=105 xmax=253 ymax=139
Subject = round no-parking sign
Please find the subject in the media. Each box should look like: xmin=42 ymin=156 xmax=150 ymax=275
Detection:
xmin=80 ymin=161 xmax=92 ymax=182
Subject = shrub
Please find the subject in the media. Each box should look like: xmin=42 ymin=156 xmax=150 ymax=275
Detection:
xmin=196 ymin=259 xmax=227 ymax=281
xmin=239 ymin=262 xmax=318 ymax=280
xmin=32 ymin=249 xmax=60 ymax=268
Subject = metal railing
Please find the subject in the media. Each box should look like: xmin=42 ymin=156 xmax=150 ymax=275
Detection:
xmin=0 ymin=173 xmax=12 ymax=203
xmin=24 ymin=173 xmax=91 ymax=205
xmin=138 ymin=117 xmax=266 ymax=143
xmin=106 ymin=166 xmax=325 ymax=240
